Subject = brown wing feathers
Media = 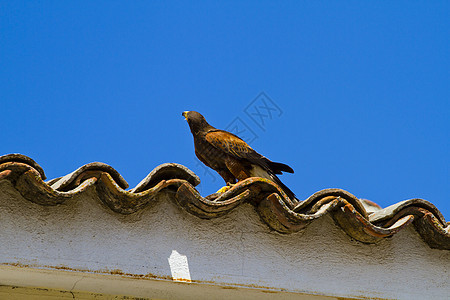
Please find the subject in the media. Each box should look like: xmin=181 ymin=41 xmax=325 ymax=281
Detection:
xmin=205 ymin=130 xmax=252 ymax=157
xmin=205 ymin=130 xmax=294 ymax=175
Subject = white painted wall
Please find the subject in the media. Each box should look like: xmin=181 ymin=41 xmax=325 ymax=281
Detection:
xmin=0 ymin=180 xmax=449 ymax=299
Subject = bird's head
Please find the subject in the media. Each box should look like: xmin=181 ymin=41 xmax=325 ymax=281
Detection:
xmin=182 ymin=111 xmax=212 ymax=134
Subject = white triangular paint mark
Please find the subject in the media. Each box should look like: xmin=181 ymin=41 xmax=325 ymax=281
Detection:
xmin=168 ymin=250 xmax=192 ymax=282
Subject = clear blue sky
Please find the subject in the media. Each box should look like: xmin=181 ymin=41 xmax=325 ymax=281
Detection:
xmin=1 ymin=1 xmax=449 ymax=218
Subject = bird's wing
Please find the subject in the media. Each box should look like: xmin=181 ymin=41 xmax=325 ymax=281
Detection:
xmin=205 ymin=129 xmax=262 ymax=161
xmin=205 ymin=129 xmax=296 ymax=199
xmin=205 ymin=129 xmax=294 ymax=174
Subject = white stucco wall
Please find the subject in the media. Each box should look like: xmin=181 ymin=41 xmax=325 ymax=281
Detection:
xmin=0 ymin=180 xmax=449 ymax=299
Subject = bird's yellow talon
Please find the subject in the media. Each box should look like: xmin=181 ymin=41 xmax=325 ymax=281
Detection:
xmin=216 ymin=185 xmax=232 ymax=193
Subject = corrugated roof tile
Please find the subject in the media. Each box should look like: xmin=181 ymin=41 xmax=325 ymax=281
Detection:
xmin=0 ymin=153 xmax=448 ymax=250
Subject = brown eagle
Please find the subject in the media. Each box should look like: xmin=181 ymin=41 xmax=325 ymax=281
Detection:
xmin=183 ymin=111 xmax=296 ymax=199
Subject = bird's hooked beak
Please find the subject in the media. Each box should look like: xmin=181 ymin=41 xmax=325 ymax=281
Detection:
xmin=182 ymin=111 xmax=188 ymax=121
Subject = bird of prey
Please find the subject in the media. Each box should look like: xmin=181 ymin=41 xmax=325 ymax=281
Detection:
xmin=182 ymin=111 xmax=296 ymax=199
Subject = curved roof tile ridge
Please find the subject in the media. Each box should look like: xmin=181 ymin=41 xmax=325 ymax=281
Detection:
xmin=49 ymin=162 xmax=129 ymax=191
xmin=130 ymin=163 xmax=200 ymax=193
xmin=0 ymin=153 xmax=449 ymax=250
xmin=0 ymin=153 xmax=46 ymax=180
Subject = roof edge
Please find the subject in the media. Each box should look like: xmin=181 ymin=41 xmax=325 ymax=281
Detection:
xmin=0 ymin=153 xmax=448 ymax=250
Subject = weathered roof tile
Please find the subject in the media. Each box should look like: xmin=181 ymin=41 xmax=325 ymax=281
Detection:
xmin=0 ymin=153 xmax=449 ymax=250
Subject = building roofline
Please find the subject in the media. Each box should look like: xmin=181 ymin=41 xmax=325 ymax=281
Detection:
xmin=0 ymin=153 xmax=449 ymax=250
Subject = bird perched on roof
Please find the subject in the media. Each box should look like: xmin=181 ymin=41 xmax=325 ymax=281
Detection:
xmin=182 ymin=111 xmax=296 ymax=199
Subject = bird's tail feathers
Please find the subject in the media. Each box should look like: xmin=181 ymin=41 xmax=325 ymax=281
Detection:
xmin=268 ymin=161 xmax=294 ymax=174
xmin=269 ymin=173 xmax=297 ymax=201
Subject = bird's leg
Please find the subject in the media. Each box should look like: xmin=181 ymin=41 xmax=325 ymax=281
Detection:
xmin=224 ymin=157 xmax=252 ymax=182
xmin=216 ymin=169 xmax=236 ymax=194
